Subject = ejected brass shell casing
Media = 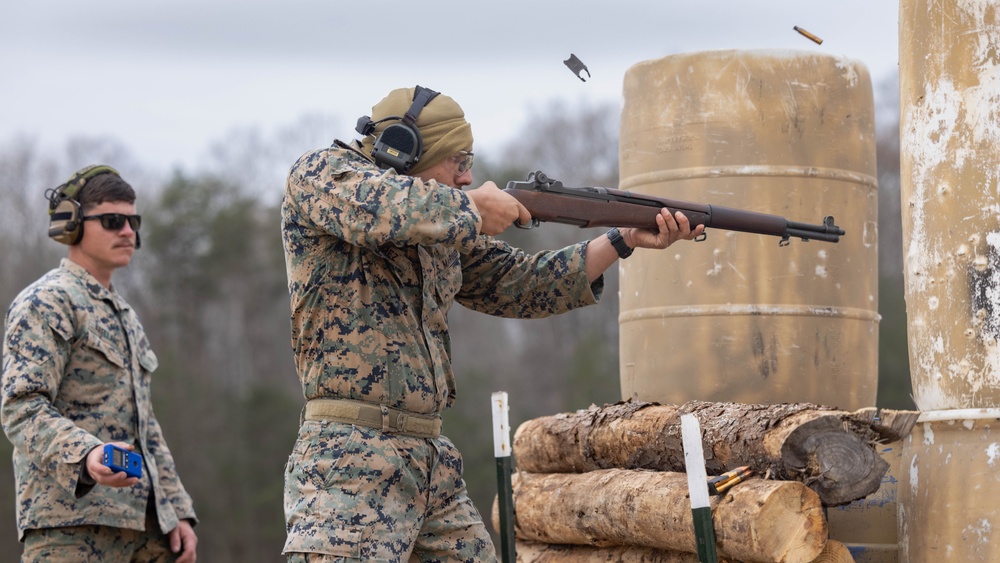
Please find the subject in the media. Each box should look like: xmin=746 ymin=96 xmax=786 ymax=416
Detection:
xmin=793 ymin=26 xmax=823 ymax=45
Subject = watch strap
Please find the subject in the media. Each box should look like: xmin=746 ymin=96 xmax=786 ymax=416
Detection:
xmin=607 ymin=228 xmax=634 ymax=259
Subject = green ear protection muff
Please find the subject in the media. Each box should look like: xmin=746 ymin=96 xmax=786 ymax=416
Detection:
xmin=46 ymin=164 xmax=121 ymax=245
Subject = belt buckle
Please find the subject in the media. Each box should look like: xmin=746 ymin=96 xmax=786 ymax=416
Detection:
xmin=379 ymin=405 xmax=392 ymax=433
xmin=380 ymin=405 xmax=408 ymax=433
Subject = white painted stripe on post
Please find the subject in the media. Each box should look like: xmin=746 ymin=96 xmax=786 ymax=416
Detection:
xmin=492 ymin=391 xmax=511 ymax=458
xmin=681 ymin=413 xmax=710 ymax=509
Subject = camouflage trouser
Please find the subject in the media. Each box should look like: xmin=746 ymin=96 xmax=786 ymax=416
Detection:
xmin=21 ymin=501 xmax=175 ymax=563
xmin=283 ymin=420 xmax=497 ymax=562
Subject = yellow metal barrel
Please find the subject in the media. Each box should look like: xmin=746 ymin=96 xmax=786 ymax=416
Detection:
xmin=900 ymin=0 xmax=1000 ymax=410
xmin=618 ymin=50 xmax=879 ymax=410
xmin=897 ymin=1 xmax=1000 ymax=561
xmin=899 ymin=410 xmax=1000 ymax=562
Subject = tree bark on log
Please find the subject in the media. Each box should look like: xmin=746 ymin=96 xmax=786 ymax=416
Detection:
xmin=493 ymin=469 xmax=827 ymax=563
xmin=512 ymin=400 xmax=917 ymax=505
xmin=513 ymin=540 xmax=850 ymax=563
xmin=514 ymin=540 xmax=737 ymax=562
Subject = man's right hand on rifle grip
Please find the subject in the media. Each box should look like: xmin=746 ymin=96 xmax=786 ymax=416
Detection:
xmin=466 ymin=182 xmax=532 ymax=236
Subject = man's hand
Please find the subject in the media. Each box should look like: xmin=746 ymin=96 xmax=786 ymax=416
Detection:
xmin=84 ymin=442 xmax=141 ymax=488
xmin=465 ymin=181 xmax=532 ymax=236
xmin=622 ymin=208 xmax=704 ymax=249
xmin=169 ymin=519 xmax=198 ymax=563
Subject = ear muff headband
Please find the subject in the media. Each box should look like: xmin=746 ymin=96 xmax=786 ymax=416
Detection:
xmin=355 ymin=86 xmax=440 ymax=174
xmin=47 ymin=165 xmax=121 ymax=245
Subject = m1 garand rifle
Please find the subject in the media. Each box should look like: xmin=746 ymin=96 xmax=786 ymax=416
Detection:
xmin=504 ymin=171 xmax=845 ymax=246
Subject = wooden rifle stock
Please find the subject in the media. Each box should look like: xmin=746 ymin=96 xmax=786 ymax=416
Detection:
xmin=503 ymin=170 xmax=845 ymax=245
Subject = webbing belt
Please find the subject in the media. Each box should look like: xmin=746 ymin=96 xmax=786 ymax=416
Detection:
xmin=304 ymin=398 xmax=442 ymax=438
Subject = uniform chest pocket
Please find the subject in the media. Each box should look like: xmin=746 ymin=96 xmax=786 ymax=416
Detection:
xmin=82 ymin=328 xmax=128 ymax=369
xmin=139 ymin=348 xmax=158 ymax=373
xmin=430 ymin=249 xmax=462 ymax=307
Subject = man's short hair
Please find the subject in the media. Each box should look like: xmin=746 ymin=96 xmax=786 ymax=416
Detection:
xmin=79 ymin=172 xmax=136 ymax=212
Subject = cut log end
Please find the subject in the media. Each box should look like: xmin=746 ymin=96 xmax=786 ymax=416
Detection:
xmin=729 ymin=479 xmax=828 ymax=563
xmin=808 ymin=539 xmax=855 ymax=563
xmin=781 ymin=416 xmax=889 ymax=505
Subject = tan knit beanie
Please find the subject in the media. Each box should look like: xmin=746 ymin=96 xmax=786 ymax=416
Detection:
xmin=359 ymin=87 xmax=474 ymax=174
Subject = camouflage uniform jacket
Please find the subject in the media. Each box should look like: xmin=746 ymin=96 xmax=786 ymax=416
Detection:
xmin=1 ymin=259 xmax=197 ymax=541
xmin=281 ymin=141 xmax=603 ymax=414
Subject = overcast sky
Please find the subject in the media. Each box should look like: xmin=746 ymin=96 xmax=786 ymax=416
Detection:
xmin=1 ymin=1 xmax=900 ymax=173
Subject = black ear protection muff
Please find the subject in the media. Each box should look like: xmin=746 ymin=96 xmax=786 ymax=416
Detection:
xmin=46 ymin=164 xmax=121 ymax=245
xmin=355 ymin=85 xmax=440 ymax=174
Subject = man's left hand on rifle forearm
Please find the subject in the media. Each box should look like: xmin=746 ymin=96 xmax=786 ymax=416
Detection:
xmin=623 ymin=208 xmax=704 ymax=250
xmin=585 ymin=208 xmax=704 ymax=282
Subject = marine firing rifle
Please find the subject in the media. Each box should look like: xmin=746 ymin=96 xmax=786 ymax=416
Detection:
xmin=504 ymin=171 xmax=845 ymax=246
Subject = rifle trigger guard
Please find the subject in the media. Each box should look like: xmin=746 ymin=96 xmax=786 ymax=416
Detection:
xmin=514 ymin=218 xmax=540 ymax=230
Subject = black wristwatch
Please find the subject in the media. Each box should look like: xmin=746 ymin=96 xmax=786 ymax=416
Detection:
xmin=606 ymin=228 xmax=634 ymax=259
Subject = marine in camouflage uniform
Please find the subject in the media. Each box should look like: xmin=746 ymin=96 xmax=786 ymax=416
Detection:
xmin=280 ymin=87 xmax=702 ymax=562
xmin=1 ymin=167 xmax=198 ymax=562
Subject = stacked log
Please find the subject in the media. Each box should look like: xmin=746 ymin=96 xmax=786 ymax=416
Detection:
xmin=512 ymin=400 xmax=917 ymax=506
xmin=494 ymin=469 xmax=826 ymax=563
xmin=496 ymin=400 xmax=918 ymax=563
xmin=512 ymin=539 xmax=852 ymax=563
xmin=514 ymin=539 xmax=733 ymax=562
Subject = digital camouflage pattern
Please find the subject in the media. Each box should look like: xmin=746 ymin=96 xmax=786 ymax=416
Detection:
xmin=283 ymin=422 xmax=492 ymax=561
xmin=21 ymin=503 xmax=176 ymax=562
xmin=281 ymin=141 xmax=602 ymax=414
xmin=1 ymin=259 xmax=196 ymax=541
xmin=280 ymin=141 xmax=603 ymax=560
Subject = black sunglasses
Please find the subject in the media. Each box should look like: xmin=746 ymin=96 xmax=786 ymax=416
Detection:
xmin=82 ymin=213 xmax=142 ymax=232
